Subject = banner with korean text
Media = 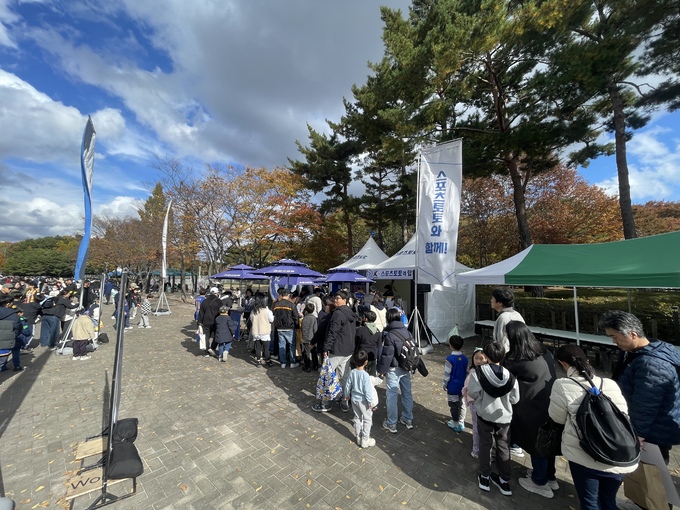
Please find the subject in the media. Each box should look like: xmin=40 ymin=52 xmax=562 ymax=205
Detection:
xmin=416 ymin=139 xmax=462 ymax=287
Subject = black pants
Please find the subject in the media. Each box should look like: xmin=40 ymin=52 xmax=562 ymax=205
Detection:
xmin=477 ymin=416 xmax=511 ymax=481
xmin=255 ymin=339 xmax=271 ymax=362
xmin=302 ymin=343 xmax=318 ymax=369
xmin=73 ymin=340 xmax=89 ymax=357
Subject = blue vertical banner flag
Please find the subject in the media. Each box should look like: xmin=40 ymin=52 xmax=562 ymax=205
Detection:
xmin=416 ymin=139 xmax=462 ymax=287
xmin=74 ymin=116 xmax=96 ymax=281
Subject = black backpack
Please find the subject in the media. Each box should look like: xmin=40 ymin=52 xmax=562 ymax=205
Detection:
xmin=569 ymin=375 xmax=640 ymax=467
xmin=390 ymin=329 xmax=419 ymax=373
xmin=40 ymin=296 xmax=55 ymax=310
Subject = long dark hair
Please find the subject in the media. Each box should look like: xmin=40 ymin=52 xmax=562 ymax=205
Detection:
xmin=504 ymin=321 xmax=545 ymax=361
xmin=251 ymin=296 xmax=268 ymax=315
xmin=555 ymin=344 xmax=594 ymax=379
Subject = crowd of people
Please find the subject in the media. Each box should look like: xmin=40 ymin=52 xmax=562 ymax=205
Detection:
xmin=0 ymin=276 xmax=155 ymax=370
xmin=196 ymin=284 xmax=416 ymax=445
xmin=466 ymin=288 xmax=680 ymax=509
xmin=194 ymin=282 xmax=680 ymax=508
xmin=3 ymin=274 xmax=679 ymax=508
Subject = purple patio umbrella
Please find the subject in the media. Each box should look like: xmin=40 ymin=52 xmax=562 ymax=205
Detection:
xmin=324 ymin=270 xmax=374 ymax=284
xmin=252 ymin=259 xmax=323 ymax=278
xmin=210 ymin=263 xmax=268 ymax=280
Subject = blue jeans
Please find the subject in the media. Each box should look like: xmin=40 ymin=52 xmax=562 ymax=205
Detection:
xmin=568 ymin=461 xmax=623 ymax=510
xmin=530 ymin=455 xmax=557 ymax=485
xmin=218 ymin=342 xmax=232 ymax=359
xmin=39 ymin=315 xmax=60 ymax=347
xmin=277 ymin=329 xmax=294 ymax=364
xmin=385 ymin=367 xmax=413 ymax=426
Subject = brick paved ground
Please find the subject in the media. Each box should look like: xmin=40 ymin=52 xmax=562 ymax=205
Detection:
xmin=1 ymin=296 xmax=678 ymax=509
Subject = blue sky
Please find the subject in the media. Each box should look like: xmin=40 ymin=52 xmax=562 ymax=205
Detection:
xmin=0 ymin=0 xmax=678 ymax=243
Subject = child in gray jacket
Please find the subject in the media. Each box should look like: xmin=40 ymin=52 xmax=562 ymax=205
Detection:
xmin=467 ymin=342 xmax=520 ymax=497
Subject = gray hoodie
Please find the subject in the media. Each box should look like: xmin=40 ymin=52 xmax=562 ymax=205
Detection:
xmin=467 ymin=364 xmax=520 ymax=424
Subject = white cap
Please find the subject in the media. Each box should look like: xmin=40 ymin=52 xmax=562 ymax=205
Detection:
xmin=210 ymin=287 xmax=219 ymax=294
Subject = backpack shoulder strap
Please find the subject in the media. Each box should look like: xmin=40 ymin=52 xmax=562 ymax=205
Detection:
xmin=390 ymin=328 xmax=411 ymax=344
xmin=567 ymin=377 xmax=590 ymax=393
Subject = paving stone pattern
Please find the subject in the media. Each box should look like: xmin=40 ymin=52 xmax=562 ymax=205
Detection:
xmin=1 ymin=297 xmax=677 ymax=509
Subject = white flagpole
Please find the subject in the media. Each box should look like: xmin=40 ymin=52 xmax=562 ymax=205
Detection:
xmin=155 ymin=201 xmax=172 ymax=315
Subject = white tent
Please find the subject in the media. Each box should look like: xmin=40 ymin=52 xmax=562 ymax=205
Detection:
xmin=331 ymin=237 xmax=390 ymax=271
xmin=367 ymin=235 xmax=477 ymax=340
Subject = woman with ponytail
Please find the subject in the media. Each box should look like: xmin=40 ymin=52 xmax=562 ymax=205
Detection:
xmin=549 ymin=344 xmax=637 ymax=510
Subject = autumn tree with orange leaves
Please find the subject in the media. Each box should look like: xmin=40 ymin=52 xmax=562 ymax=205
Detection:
xmin=458 ymin=167 xmax=622 ymax=268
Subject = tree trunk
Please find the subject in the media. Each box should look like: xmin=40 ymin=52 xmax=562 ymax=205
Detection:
xmin=343 ymin=183 xmax=353 ymax=255
xmin=506 ymin=158 xmax=532 ymax=250
xmin=608 ymin=80 xmax=637 ymax=239
xmin=507 ymin=159 xmax=544 ymax=298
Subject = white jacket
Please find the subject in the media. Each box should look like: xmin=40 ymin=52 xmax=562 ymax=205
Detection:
xmin=548 ymin=367 xmax=638 ymax=474
xmin=492 ymin=308 xmax=524 ymax=353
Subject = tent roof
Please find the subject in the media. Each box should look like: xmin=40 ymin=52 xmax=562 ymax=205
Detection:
xmin=332 ymin=237 xmax=389 ymax=271
xmin=457 ymin=231 xmax=680 ymax=288
xmin=371 ymin=234 xmax=472 ymax=277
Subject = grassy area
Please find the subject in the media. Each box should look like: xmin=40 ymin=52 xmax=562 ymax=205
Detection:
xmin=475 ymin=286 xmax=680 ymax=344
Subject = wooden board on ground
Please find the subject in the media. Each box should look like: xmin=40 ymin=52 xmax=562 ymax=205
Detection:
xmin=64 ymin=468 xmax=126 ymax=500
xmin=75 ymin=437 xmax=106 ymax=460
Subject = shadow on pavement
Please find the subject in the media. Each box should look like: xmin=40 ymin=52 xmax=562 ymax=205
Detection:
xmin=0 ymin=346 xmax=53 ymax=496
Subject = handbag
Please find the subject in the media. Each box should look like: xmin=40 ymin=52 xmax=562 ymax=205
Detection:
xmin=196 ymin=325 xmax=206 ymax=351
xmin=535 ymin=418 xmax=564 ymax=457
xmin=315 ymin=357 xmax=343 ymax=402
xmin=624 ymin=462 xmax=668 ymax=510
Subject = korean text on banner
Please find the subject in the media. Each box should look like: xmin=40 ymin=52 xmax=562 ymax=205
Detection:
xmin=416 ymin=139 xmax=462 ymax=287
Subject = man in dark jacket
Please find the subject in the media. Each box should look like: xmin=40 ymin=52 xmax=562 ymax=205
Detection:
xmin=355 ymin=310 xmax=380 ymax=376
xmin=318 ymin=290 xmax=356 ymax=412
xmin=603 ymin=310 xmax=680 ymax=464
xmin=103 ymin=280 xmax=114 ymax=305
xmin=272 ymin=288 xmax=299 ymax=368
xmin=0 ymin=295 xmax=26 ymax=372
xmin=40 ymin=290 xmax=78 ymax=349
xmin=377 ymin=308 xmax=415 ymax=433
xmin=198 ymin=287 xmax=222 ymax=357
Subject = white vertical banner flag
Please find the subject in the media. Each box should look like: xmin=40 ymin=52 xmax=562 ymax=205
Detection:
xmin=416 ymin=139 xmax=462 ymax=287
xmin=161 ymin=201 xmax=172 ymax=279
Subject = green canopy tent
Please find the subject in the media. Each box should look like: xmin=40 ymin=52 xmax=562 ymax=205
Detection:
xmin=457 ymin=231 xmax=680 ymax=343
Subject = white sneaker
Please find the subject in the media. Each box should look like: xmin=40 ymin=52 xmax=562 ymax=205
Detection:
xmin=361 ymin=437 xmax=376 ymax=448
xmin=527 ymin=469 xmax=559 ymax=490
xmin=290 ymin=362 xmax=299 ymax=368
xmin=80 ymin=355 xmax=91 ymax=360
xmin=280 ymin=363 xmax=287 ymax=369
xmin=518 ymin=476 xmax=554 ymax=498
xmin=73 ymin=356 xmax=80 ymax=361
xmin=510 ymin=445 xmax=525 ymax=458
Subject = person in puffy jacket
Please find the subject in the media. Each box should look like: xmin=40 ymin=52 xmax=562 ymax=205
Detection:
xmin=0 ymin=295 xmax=27 ymax=372
xmin=549 ymin=344 xmax=637 ymax=510
xmin=311 ymin=291 xmax=356 ymax=413
xmin=602 ymin=310 xmax=680 ymax=465
xmin=377 ymin=308 xmax=415 ymax=433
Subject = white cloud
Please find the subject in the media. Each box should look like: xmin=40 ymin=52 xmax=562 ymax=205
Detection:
xmin=0 ymin=0 xmax=19 ymax=48
xmin=22 ymin=0 xmax=412 ymax=167
xmin=95 ymin=195 xmax=142 ymax=218
xmin=595 ymin=128 xmax=680 ymax=202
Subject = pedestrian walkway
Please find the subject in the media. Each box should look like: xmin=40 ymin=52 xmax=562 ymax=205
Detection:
xmin=0 ymin=297 xmax=677 ymax=509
